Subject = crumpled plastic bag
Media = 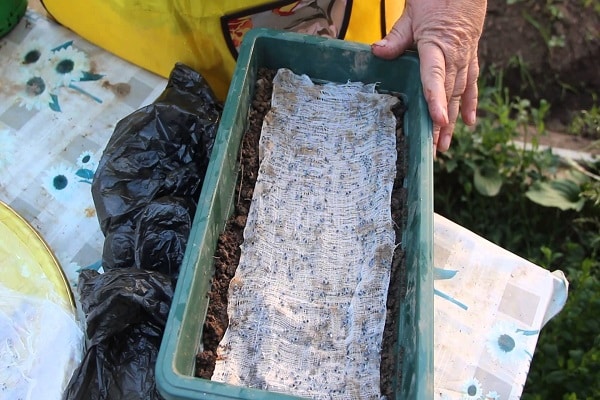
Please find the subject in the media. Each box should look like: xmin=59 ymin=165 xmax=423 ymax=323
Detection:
xmin=91 ymin=62 xmax=222 ymax=279
xmin=67 ymin=63 xmax=222 ymax=399
xmin=63 ymin=269 xmax=174 ymax=400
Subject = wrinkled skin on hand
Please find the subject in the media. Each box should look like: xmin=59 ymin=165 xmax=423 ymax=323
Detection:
xmin=372 ymin=0 xmax=487 ymax=154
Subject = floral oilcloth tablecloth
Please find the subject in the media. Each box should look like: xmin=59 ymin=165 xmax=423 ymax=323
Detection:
xmin=0 ymin=10 xmax=166 ymax=288
xmin=0 ymin=9 xmax=568 ymax=400
xmin=432 ymin=214 xmax=567 ymax=400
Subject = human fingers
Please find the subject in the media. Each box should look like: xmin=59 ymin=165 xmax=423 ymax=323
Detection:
xmin=439 ymin=54 xmax=480 ymax=151
xmin=460 ymin=55 xmax=480 ymax=126
xmin=438 ymin=97 xmax=459 ymax=153
xmin=417 ymin=41 xmax=449 ymax=137
xmin=437 ymin=61 xmax=470 ymax=152
xmin=371 ymin=13 xmax=414 ymax=59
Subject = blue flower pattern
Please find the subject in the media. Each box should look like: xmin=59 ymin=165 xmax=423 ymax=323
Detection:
xmin=43 ymin=151 xmax=96 ymax=201
xmin=16 ymin=40 xmax=104 ymax=111
xmin=433 ymin=263 xmax=543 ymax=399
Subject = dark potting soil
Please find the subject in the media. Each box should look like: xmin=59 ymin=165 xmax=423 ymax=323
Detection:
xmin=196 ymin=68 xmax=408 ymax=398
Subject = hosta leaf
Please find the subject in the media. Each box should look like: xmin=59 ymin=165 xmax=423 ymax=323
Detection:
xmin=474 ymin=165 xmax=503 ymax=196
xmin=525 ymin=179 xmax=586 ymax=211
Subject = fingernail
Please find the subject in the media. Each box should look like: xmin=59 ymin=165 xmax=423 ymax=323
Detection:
xmin=439 ymin=135 xmax=451 ymax=151
xmin=372 ymin=38 xmax=388 ymax=47
xmin=469 ymin=110 xmax=477 ymax=125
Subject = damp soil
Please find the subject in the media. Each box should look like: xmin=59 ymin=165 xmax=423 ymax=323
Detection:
xmin=195 ymin=68 xmax=408 ymax=398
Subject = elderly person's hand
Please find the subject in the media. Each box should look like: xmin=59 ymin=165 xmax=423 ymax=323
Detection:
xmin=371 ymin=0 xmax=487 ymax=154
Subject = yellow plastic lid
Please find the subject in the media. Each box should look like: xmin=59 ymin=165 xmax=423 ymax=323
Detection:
xmin=0 ymin=200 xmax=75 ymax=312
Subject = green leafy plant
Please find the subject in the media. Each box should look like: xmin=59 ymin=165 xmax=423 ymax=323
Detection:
xmin=581 ymin=0 xmax=600 ymax=15
xmin=506 ymin=54 xmax=539 ymax=99
xmin=525 ymin=170 xmax=588 ymax=211
xmin=523 ymin=251 xmax=600 ymax=400
xmin=436 ymin=68 xmax=556 ymax=203
xmin=568 ymin=94 xmax=600 ymax=139
xmin=522 ymin=11 xmax=566 ymax=49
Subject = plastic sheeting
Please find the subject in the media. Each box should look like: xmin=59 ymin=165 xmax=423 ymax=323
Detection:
xmin=65 ymin=63 xmax=221 ymax=399
xmin=63 ymin=269 xmax=173 ymax=400
xmin=0 ymin=284 xmax=83 ymax=400
xmin=91 ymin=62 xmax=222 ymax=280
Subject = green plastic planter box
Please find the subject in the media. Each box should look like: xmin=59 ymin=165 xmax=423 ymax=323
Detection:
xmin=0 ymin=0 xmax=27 ymax=38
xmin=156 ymin=28 xmax=434 ymax=400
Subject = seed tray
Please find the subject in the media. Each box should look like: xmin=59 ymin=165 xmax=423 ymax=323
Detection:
xmin=156 ymin=28 xmax=434 ymax=400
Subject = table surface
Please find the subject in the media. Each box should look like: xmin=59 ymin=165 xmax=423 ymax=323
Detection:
xmin=0 ymin=8 xmax=568 ymax=400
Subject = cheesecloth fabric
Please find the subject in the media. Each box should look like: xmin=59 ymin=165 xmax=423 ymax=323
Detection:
xmin=212 ymin=68 xmax=399 ymax=399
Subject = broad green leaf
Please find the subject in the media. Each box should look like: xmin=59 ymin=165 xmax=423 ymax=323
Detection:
xmin=473 ymin=165 xmax=503 ymax=196
xmin=445 ymin=158 xmax=458 ymax=173
xmin=464 ymin=159 xmax=477 ymax=171
xmin=525 ymin=179 xmax=586 ymax=211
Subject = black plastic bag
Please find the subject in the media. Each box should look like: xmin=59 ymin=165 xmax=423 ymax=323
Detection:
xmin=68 ymin=63 xmax=222 ymax=399
xmin=91 ymin=62 xmax=222 ymax=278
xmin=63 ymin=269 xmax=174 ymax=400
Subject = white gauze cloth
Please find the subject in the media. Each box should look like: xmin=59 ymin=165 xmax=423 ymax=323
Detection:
xmin=212 ymin=68 xmax=399 ymax=399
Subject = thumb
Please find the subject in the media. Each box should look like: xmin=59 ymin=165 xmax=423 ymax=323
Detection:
xmin=371 ymin=15 xmax=414 ymax=60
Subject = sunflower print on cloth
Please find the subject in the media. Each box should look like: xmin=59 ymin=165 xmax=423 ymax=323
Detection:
xmin=12 ymin=40 xmax=103 ymax=111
